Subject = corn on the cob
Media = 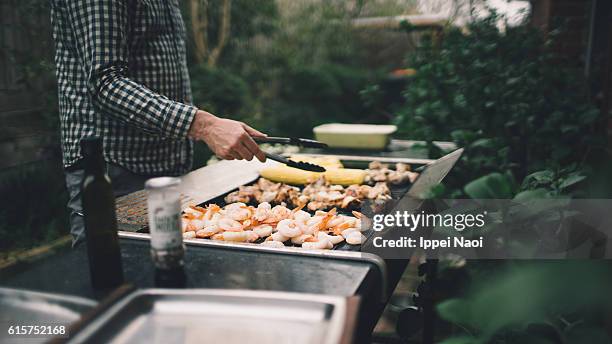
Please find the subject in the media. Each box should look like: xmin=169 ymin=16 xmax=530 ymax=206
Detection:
xmin=259 ymin=165 xmax=319 ymax=185
xmin=259 ymin=165 xmax=365 ymax=186
xmin=289 ymin=155 xmax=344 ymax=169
xmin=322 ymin=168 xmax=366 ymax=186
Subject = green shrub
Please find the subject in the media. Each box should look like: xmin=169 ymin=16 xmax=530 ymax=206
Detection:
xmin=437 ymin=261 xmax=612 ymax=344
xmin=392 ymin=13 xmax=612 ymax=344
xmin=394 ymin=13 xmax=606 ymax=197
xmin=272 ymin=2 xmax=361 ymax=68
xmin=190 ymin=65 xmax=251 ymax=120
xmin=261 ymin=64 xmax=375 ymax=137
xmin=185 ymin=0 xmax=375 ymax=138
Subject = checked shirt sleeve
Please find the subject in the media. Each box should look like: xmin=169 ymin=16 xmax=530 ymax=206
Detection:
xmin=67 ymin=0 xmax=196 ymax=139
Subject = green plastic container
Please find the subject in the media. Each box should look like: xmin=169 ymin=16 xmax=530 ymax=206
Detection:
xmin=313 ymin=123 xmax=397 ymax=150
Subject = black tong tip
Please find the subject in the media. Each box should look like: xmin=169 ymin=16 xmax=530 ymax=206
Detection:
xmin=255 ymin=136 xmax=328 ymax=172
xmin=286 ymin=159 xmax=326 ymax=172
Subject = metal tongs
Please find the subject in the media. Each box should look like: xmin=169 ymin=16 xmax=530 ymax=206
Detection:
xmin=253 ymin=136 xmax=328 ymax=172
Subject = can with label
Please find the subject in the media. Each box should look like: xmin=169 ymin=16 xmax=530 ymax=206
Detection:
xmin=145 ymin=177 xmax=185 ymax=270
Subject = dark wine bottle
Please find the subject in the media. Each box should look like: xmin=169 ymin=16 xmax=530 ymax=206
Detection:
xmin=80 ymin=137 xmax=124 ymax=290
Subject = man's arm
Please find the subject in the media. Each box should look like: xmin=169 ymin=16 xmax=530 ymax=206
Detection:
xmin=67 ymin=0 xmax=265 ymax=161
xmin=188 ymin=111 xmax=266 ymax=162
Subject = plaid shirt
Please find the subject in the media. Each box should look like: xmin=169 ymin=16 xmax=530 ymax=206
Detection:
xmin=51 ymin=0 xmax=197 ymax=175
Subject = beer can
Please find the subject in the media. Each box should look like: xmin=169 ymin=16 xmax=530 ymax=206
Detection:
xmin=145 ymin=176 xmax=185 ymax=270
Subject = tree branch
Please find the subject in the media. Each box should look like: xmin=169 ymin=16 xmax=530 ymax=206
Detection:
xmin=207 ymin=0 xmax=231 ymax=67
xmin=190 ymin=0 xmax=206 ymax=64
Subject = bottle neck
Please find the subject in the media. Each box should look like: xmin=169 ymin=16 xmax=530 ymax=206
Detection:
xmin=84 ymin=153 xmax=106 ymax=177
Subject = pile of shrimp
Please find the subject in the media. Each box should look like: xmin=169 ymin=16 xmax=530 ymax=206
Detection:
xmin=181 ymin=202 xmax=367 ymax=249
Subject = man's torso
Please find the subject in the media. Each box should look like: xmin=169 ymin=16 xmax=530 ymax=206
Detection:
xmin=52 ymin=0 xmax=194 ymax=176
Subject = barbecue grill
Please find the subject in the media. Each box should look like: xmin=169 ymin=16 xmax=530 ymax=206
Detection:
xmin=115 ymin=149 xmax=462 ymax=290
xmin=0 ymin=143 xmax=462 ymax=344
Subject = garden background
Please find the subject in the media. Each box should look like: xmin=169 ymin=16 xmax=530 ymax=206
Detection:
xmin=1 ymin=1 xmax=612 ymax=341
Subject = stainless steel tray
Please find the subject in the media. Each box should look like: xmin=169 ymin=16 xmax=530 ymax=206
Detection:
xmin=0 ymin=287 xmax=96 ymax=344
xmin=68 ymin=289 xmax=348 ymax=344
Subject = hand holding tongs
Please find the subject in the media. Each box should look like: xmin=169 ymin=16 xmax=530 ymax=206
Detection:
xmin=253 ymin=136 xmax=328 ymax=172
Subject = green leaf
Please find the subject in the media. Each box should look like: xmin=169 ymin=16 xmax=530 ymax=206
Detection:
xmin=399 ymin=20 xmax=417 ymax=33
xmin=558 ymin=174 xmax=586 ymax=190
xmin=580 ymin=108 xmax=600 ymax=123
xmin=419 ymin=183 xmax=446 ymax=199
xmin=464 ymin=173 xmax=514 ymax=199
xmin=507 ymin=197 xmax=571 ymax=221
xmin=437 ymin=299 xmax=472 ymax=326
xmin=513 ymin=188 xmax=550 ymax=201
xmin=524 ymin=170 xmax=554 ymax=183
xmin=470 ymin=138 xmax=496 ymax=149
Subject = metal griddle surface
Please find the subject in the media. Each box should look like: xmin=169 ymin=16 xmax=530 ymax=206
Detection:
xmin=135 ymin=173 xmax=415 ymax=252
xmin=202 ymin=183 xmax=412 ymax=251
xmin=114 ymin=154 xmax=429 ymax=257
xmin=115 ymin=158 xmax=421 ymax=236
